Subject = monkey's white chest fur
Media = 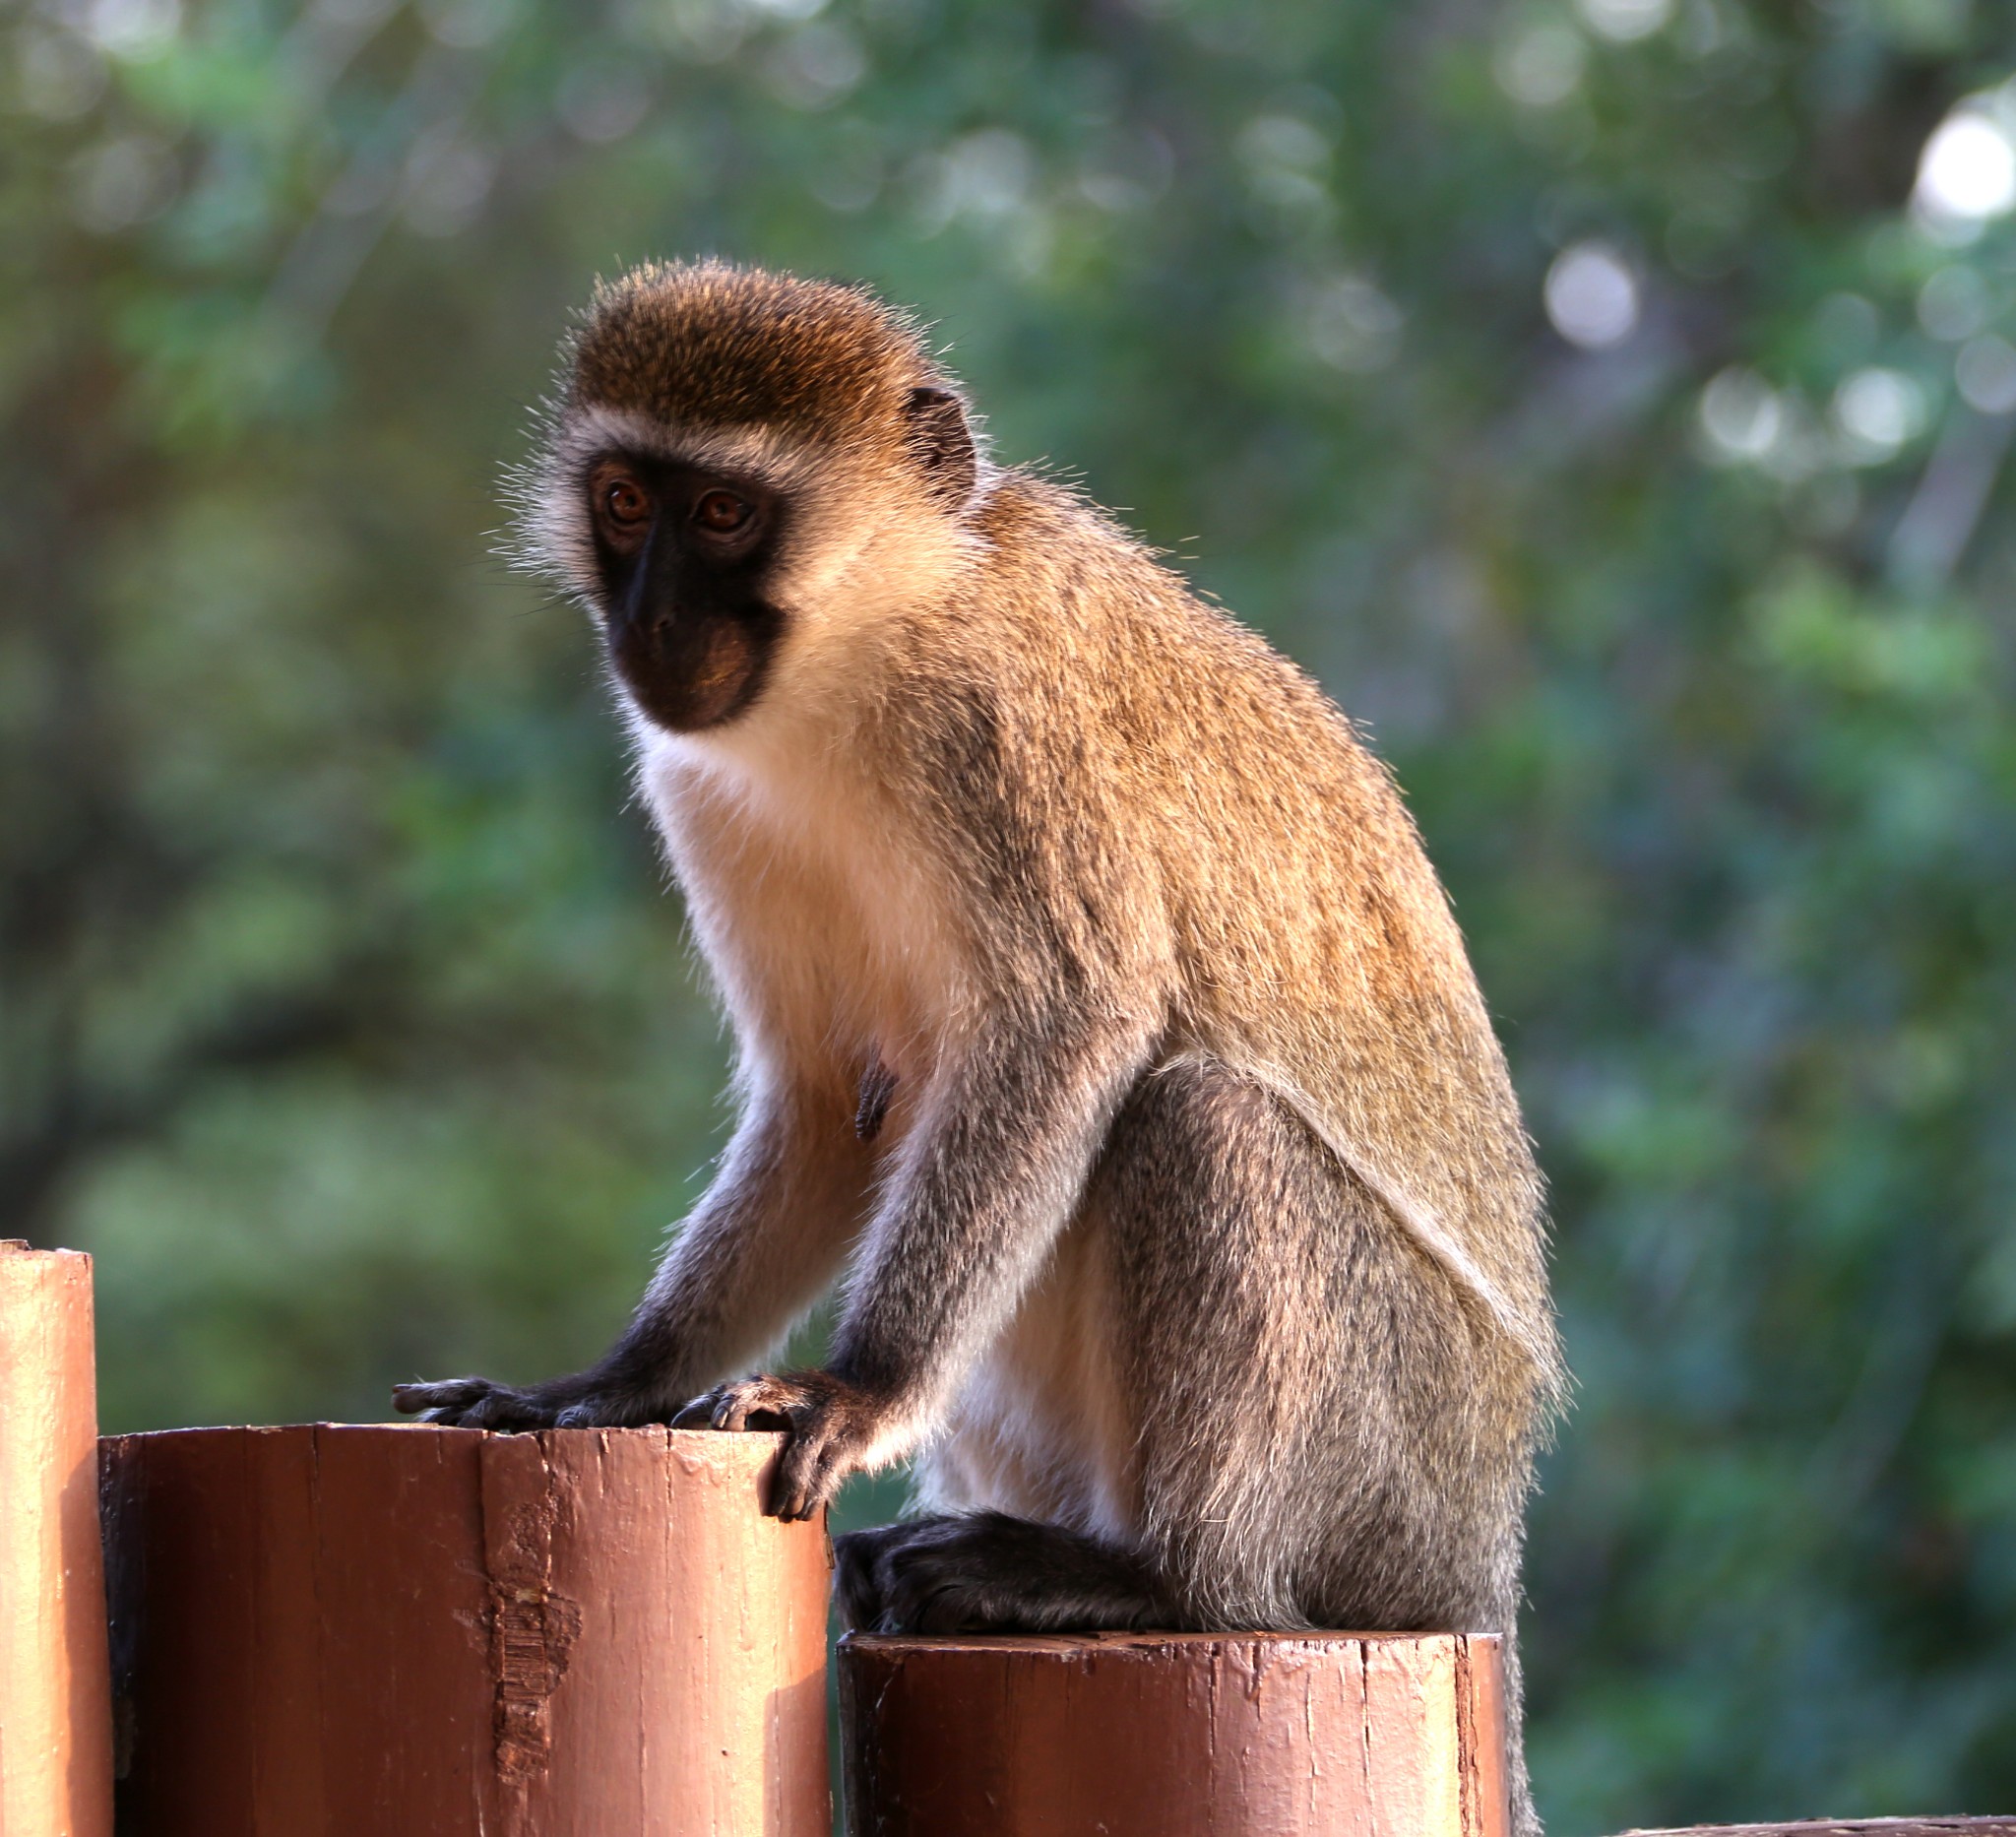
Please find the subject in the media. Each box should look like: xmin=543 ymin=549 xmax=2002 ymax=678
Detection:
xmin=639 ymin=709 xmax=959 ymax=1095
xmin=639 ymin=713 xmax=1139 ymax=1543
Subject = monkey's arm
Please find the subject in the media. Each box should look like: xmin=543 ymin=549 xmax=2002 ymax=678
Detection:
xmin=681 ymin=998 xmax=1159 ymax=1515
xmin=393 ymin=1076 xmax=868 ymax=1429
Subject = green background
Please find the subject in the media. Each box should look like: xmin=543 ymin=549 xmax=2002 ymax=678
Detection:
xmin=5 ymin=0 xmax=2015 ymax=1827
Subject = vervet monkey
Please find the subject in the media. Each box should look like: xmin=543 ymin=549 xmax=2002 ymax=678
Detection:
xmin=395 ymin=262 xmax=1565 ymax=1832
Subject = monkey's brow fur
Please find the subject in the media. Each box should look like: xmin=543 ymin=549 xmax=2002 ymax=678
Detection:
xmin=488 ymin=261 xmax=1567 ymax=1837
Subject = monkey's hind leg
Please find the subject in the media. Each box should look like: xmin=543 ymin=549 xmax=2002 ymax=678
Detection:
xmin=1095 ymin=1054 xmax=1544 ymax=1834
xmin=835 ymin=1513 xmax=1169 ymax=1635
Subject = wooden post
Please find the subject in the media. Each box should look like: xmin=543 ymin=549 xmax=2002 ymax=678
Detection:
xmin=101 ymin=1425 xmax=830 ymax=1837
xmin=0 ymin=1241 xmax=115 ymax=1837
xmin=840 ymin=1628 xmax=1509 ymax=1837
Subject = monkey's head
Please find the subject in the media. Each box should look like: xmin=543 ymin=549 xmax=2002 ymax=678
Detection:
xmin=518 ymin=261 xmax=981 ymax=735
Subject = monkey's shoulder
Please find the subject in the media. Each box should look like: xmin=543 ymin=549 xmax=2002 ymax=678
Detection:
xmin=882 ymin=473 xmax=1390 ymax=805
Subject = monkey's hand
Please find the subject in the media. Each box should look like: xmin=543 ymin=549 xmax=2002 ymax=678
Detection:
xmin=390 ymin=1371 xmax=650 ymax=1431
xmin=672 ymin=1369 xmax=892 ymax=1522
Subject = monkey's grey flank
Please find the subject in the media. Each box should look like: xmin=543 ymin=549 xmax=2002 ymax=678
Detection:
xmin=393 ymin=262 xmax=1566 ymax=1833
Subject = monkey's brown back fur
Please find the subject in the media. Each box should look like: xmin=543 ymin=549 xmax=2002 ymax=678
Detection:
xmin=884 ymin=475 xmax=1553 ymax=1364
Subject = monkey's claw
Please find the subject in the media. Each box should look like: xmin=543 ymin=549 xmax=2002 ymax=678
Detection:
xmin=672 ymin=1370 xmax=887 ymax=1521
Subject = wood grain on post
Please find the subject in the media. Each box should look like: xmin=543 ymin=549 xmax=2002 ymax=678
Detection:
xmin=101 ymin=1425 xmax=829 ymax=1837
xmin=840 ymin=1628 xmax=1509 ymax=1837
xmin=0 ymin=1241 xmax=115 ymax=1837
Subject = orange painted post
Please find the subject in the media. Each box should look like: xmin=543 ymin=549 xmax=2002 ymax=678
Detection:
xmin=840 ymin=1628 xmax=1510 ymax=1837
xmin=0 ymin=1241 xmax=115 ymax=1837
xmin=100 ymin=1425 xmax=830 ymax=1837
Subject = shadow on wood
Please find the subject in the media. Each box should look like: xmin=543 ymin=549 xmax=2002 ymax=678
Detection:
xmin=840 ymin=1628 xmax=1508 ymax=1837
xmin=101 ymin=1425 xmax=829 ymax=1837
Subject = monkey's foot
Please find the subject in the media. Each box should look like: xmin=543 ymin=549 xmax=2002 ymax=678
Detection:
xmin=672 ymin=1369 xmax=890 ymax=1522
xmin=390 ymin=1372 xmax=619 ymax=1430
xmin=834 ymin=1512 xmax=1170 ymax=1635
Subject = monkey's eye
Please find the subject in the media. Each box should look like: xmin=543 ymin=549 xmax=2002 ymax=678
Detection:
xmin=693 ymin=489 xmax=754 ymax=536
xmin=602 ymin=476 xmax=651 ymax=530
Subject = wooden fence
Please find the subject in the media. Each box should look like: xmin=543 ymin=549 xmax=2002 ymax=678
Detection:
xmin=2 ymin=1243 xmax=2010 ymax=1837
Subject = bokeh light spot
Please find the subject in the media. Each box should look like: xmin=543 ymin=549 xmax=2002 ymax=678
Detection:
xmin=1916 ymin=265 xmax=1990 ymax=343
xmin=1576 ymin=0 xmax=1672 ymax=43
xmin=1956 ymin=336 xmax=2016 ymax=414
xmin=17 ymin=29 xmax=109 ymax=120
xmin=762 ymin=24 xmax=866 ymax=111
xmin=1544 ymin=241 xmax=1640 ymax=348
xmin=1698 ymin=367 xmax=1783 ymax=462
xmin=68 ymin=133 xmax=176 ymax=233
xmin=1914 ymin=111 xmax=2016 ymax=224
xmin=1833 ymin=367 xmax=1926 ymax=460
xmin=556 ymin=65 xmax=653 ymax=144
xmin=82 ymin=0 xmax=180 ymax=61
xmin=1303 ymin=275 xmax=1404 ymax=374
xmin=1493 ymin=24 xmax=1587 ymax=107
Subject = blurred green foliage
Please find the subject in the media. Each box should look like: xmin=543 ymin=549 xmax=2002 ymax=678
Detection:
xmin=4 ymin=0 xmax=2015 ymax=1827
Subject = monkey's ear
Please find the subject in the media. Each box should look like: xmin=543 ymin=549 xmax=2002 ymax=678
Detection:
xmin=904 ymin=385 xmax=978 ymax=510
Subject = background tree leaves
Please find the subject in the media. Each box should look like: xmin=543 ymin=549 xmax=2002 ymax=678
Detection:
xmin=5 ymin=0 xmax=2015 ymax=1827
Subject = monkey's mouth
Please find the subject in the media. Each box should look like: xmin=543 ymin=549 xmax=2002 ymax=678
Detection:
xmin=608 ymin=603 xmax=778 ymax=732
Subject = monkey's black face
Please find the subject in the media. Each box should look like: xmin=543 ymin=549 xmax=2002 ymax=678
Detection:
xmin=582 ymin=452 xmax=788 ymax=732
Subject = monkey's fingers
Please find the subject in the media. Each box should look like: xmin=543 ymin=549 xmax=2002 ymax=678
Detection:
xmin=672 ymin=1375 xmax=797 ymax=1434
xmin=393 ymin=1376 xmax=495 ymax=1420
xmin=391 ymin=1375 xmax=551 ymax=1430
xmin=712 ymin=1383 xmax=762 ymax=1431
xmin=770 ymin=1416 xmax=854 ymax=1522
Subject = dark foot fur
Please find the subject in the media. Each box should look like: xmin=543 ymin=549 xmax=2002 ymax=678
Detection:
xmin=835 ymin=1512 xmax=1171 ymax=1634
